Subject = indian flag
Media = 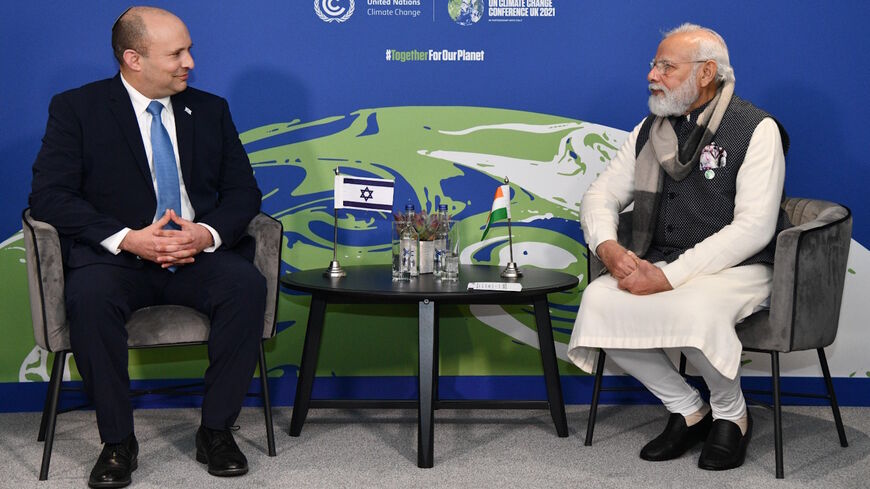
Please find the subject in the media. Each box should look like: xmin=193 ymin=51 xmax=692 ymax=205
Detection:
xmin=481 ymin=185 xmax=511 ymax=240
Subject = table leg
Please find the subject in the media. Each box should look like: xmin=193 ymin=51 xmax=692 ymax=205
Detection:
xmin=533 ymin=294 xmax=569 ymax=437
xmin=289 ymin=293 xmax=327 ymax=437
xmin=433 ymin=302 xmax=440 ymax=405
xmin=417 ymin=299 xmax=435 ymax=468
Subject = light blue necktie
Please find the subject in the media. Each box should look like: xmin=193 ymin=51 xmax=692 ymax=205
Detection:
xmin=147 ymin=101 xmax=181 ymax=271
xmin=146 ymin=101 xmax=181 ymax=229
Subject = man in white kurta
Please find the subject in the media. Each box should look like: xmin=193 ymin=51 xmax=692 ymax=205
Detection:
xmin=567 ymin=24 xmax=786 ymax=471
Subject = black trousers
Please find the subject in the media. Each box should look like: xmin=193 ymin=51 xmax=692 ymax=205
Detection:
xmin=64 ymin=250 xmax=266 ymax=444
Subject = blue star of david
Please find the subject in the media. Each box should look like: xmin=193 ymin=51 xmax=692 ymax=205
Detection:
xmin=360 ymin=187 xmax=374 ymax=201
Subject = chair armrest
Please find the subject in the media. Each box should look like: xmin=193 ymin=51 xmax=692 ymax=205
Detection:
xmin=587 ymin=211 xmax=633 ymax=283
xmin=769 ymin=201 xmax=852 ymax=351
xmin=245 ymin=212 xmax=283 ymax=339
xmin=22 ymin=209 xmax=69 ymax=352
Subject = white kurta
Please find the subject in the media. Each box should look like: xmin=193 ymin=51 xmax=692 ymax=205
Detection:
xmin=567 ymin=117 xmax=786 ymax=380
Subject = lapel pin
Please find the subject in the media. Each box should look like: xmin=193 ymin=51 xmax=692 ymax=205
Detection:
xmin=184 ymin=106 xmax=192 ymax=115
xmin=700 ymin=142 xmax=727 ymax=180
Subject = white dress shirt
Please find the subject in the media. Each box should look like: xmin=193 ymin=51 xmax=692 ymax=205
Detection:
xmin=100 ymin=74 xmax=221 ymax=254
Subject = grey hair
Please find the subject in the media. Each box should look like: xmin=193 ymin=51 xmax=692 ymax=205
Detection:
xmin=664 ymin=23 xmax=735 ymax=84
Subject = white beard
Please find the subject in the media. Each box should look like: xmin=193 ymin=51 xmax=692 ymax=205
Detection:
xmin=648 ymin=73 xmax=700 ymax=117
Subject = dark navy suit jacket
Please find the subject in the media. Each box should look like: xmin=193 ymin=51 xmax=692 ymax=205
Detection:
xmin=30 ymin=74 xmax=261 ymax=268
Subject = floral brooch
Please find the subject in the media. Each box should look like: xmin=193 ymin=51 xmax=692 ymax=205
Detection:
xmin=699 ymin=142 xmax=727 ymax=179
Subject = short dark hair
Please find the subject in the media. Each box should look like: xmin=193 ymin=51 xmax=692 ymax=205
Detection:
xmin=111 ymin=7 xmax=149 ymax=65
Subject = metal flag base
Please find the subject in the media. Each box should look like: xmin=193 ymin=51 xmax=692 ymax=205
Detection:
xmin=501 ymin=262 xmax=522 ymax=278
xmin=498 ymin=178 xmax=522 ymax=280
xmin=323 ymin=260 xmax=346 ymax=278
xmin=324 ymin=186 xmax=346 ymax=278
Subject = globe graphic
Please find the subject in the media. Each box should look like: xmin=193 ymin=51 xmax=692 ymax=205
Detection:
xmin=448 ymin=0 xmax=483 ymax=26
xmin=3 ymin=105 xmax=626 ymax=384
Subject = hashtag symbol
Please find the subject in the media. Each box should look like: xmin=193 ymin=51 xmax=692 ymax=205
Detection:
xmin=385 ymin=49 xmax=391 ymax=61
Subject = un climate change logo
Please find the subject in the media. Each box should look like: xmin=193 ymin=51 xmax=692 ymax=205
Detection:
xmin=315 ymin=0 xmax=355 ymax=23
xmin=448 ymin=0 xmax=483 ymax=26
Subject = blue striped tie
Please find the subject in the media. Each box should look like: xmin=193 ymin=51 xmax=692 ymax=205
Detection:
xmin=147 ymin=101 xmax=181 ymax=229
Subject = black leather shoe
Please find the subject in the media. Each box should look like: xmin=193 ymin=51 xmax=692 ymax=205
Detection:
xmin=640 ymin=411 xmax=713 ymax=461
xmin=195 ymin=425 xmax=249 ymax=477
xmin=88 ymin=433 xmax=138 ymax=488
xmin=698 ymin=413 xmax=752 ymax=470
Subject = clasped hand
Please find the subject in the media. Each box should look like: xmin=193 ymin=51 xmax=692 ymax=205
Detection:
xmin=119 ymin=210 xmax=214 ymax=268
xmin=596 ymin=240 xmax=673 ymax=295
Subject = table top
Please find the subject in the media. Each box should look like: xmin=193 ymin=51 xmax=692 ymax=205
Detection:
xmin=281 ymin=264 xmax=578 ymax=303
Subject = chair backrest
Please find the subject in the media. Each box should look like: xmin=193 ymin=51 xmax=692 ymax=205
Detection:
xmin=768 ymin=197 xmax=852 ymax=351
xmin=22 ymin=209 xmax=69 ymax=352
xmin=246 ymin=213 xmax=283 ymax=339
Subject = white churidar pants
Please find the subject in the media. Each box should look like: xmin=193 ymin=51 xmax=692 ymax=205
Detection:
xmin=606 ymin=347 xmax=747 ymax=421
xmin=568 ymin=262 xmax=773 ymax=421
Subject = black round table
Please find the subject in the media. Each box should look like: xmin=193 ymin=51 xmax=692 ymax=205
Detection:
xmin=281 ymin=264 xmax=578 ymax=468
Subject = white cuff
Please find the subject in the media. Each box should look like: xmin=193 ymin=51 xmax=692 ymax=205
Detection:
xmin=100 ymin=228 xmax=131 ymax=255
xmin=660 ymin=259 xmax=691 ymax=289
xmin=588 ymin=229 xmax=619 ymax=259
xmin=198 ymin=223 xmax=222 ymax=252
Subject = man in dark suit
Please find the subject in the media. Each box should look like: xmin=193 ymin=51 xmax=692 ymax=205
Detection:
xmin=29 ymin=7 xmax=265 ymax=487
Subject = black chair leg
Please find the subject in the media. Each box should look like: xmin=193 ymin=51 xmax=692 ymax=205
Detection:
xmin=257 ymin=341 xmax=276 ymax=456
xmin=37 ymin=360 xmax=55 ymax=443
xmin=39 ymin=350 xmax=67 ymax=481
xmin=584 ymin=349 xmax=607 ymax=446
xmin=771 ymin=352 xmax=784 ymax=479
xmin=817 ymin=348 xmax=848 ymax=447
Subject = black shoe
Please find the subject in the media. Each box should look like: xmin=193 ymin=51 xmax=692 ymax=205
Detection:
xmin=640 ymin=411 xmax=713 ymax=461
xmin=698 ymin=413 xmax=752 ymax=470
xmin=195 ymin=425 xmax=249 ymax=477
xmin=88 ymin=433 xmax=138 ymax=488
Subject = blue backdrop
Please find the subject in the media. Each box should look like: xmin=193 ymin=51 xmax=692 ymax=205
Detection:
xmin=3 ymin=1 xmax=869 ymax=244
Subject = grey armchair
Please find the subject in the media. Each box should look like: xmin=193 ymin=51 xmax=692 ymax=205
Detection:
xmin=581 ymin=197 xmax=852 ymax=478
xmin=22 ymin=209 xmax=283 ymax=481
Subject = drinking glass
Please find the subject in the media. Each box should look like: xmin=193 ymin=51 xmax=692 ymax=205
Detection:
xmin=441 ymin=221 xmax=460 ymax=281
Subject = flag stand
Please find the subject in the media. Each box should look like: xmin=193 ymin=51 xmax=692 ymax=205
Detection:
xmin=326 ymin=167 xmax=395 ymax=278
xmin=500 ymin=177 xmax=522 ymax=279
xmin=324 ymin=208 xmax=347 ymax=278
xmin=324 ymin=168 xmax=346 ymax=278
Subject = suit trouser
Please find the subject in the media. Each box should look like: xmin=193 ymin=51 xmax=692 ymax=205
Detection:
xmin=64 ymin=251 xmax=266 ymax=444
xmin=606 ymin=347 xmax=747 ymax=422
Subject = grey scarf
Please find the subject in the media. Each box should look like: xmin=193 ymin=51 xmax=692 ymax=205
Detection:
xmin=630 ymin=81 xmax=734 ymax=256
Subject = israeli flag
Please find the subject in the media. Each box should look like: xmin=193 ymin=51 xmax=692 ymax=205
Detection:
xmin=334 ymin=175 xmax=394 ymax=212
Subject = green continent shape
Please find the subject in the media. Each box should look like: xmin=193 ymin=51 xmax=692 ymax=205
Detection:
xmin=247 ymin=106 xmax=599 ymax=376
xmin=447 ymin=0 xmax=462 ymax=21
xmin=2 ymin=106 xmax=617 ymax=384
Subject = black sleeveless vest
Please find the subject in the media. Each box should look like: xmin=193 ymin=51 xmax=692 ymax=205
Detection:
xmin=634 ymin=96 xmax=791 ymax=266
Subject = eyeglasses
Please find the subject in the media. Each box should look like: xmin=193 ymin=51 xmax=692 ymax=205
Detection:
xmin=649 ymin=59 xmax=707 ymax=76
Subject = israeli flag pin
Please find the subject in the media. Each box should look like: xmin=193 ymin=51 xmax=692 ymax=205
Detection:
xmin=184 ymin=106 xmax=192 ymax=115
